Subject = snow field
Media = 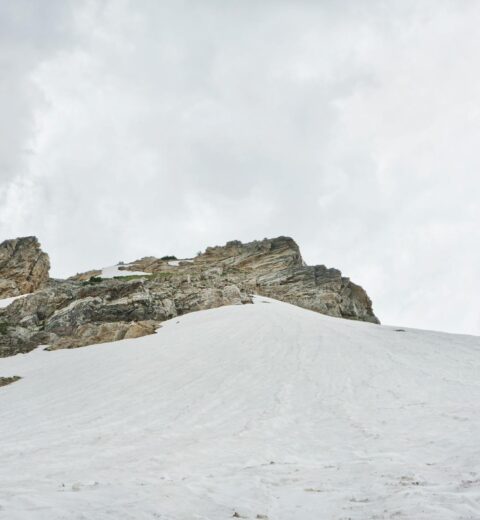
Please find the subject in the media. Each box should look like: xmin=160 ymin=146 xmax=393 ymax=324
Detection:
xmin=0 ymin=297 xmax=480 ymax=519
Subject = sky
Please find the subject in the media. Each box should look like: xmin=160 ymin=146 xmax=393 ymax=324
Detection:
xmin=0 ymin=0 xmax=479 ymax=335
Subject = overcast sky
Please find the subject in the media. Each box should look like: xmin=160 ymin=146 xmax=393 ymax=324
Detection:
xmin=0 ymin=0 xmax=479 ymax=335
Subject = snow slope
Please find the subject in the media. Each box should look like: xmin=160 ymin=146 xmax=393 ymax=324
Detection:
xmin=99 ymin=264 xmax=149 ymax=278
xmin=0 ymin=294 xmax=30 ymax=309
xmin=1 ymin=297 xmax=480 ymax=519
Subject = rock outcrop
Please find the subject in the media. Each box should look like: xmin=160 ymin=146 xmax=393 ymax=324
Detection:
xmin=0 ymin=276 xmax=251 ymax=357
xmin=68 ymin=269 xmax=102 ymax=282
xmin=0 ymin=376 xmax=21 ymax=388
xmin=0 ymin=235 xmax=378 ymax=357
xmin=128 ymin=237 xmax=379 ymax=324
xmin=0 ymin=237 xmax=50 ymax=298
xmin=45 ymin=319 xmax=160 ymax=351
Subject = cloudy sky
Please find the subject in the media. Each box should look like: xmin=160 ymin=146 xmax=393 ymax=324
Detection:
xmin=0 ymin=0 xmax=479 ymax=335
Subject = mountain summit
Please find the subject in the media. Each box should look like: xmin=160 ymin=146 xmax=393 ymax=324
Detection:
xmin=127 ymin=236 xmax=379 ymax=324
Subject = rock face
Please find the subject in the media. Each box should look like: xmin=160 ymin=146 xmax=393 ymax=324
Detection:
xmin=0 ymin=237 xmax=50 ymax=298
xmin=129 ymin=237 xmax=379 ymax=324
xmin=45 ymin=319 xmax=160 ymax=351
xmin=0 ymin=376 xmax=21 ymax=388
xmin=0 ymin=235 xmax=378 ymax=357
xmin=0 ymin=276 xmax=251 ymax=357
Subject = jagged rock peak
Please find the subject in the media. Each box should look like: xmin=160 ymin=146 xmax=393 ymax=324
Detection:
xmin=199 ymin=236 xmax=304 ymax=271
xmin=0 ymin=236 xmax=50 ymax=298
xmin=130 ymin=236 xmax=380 ymax=325
xmin=0 ymin=235 xmax=378 ymax=358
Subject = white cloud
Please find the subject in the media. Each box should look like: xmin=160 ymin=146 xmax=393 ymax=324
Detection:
xmin=0 ymin=0 xmax=479 ymax=335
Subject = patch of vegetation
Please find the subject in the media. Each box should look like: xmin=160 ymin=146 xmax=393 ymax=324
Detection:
xmin=81 ymin=276 xmax=104 ymax=286
xmin=0 ymin=322 xmax=10 ymax=335
xmin=161 ymin=255 xmax=177 ymax=261
xmin=111 ymin=272 xmax=174 ymax=283
xmin=113 ymin=274 xmax=152 ymax=281
xmin=151 ymin=272 xmax=174 ymax=281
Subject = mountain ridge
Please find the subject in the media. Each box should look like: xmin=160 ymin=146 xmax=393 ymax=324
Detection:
xmin=0 ymin=235 xmax=378 ymax=356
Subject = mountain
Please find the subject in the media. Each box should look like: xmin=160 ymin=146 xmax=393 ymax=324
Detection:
xmin=0 ymin=236 xmax=377 ymax=357
xmin=0 ymin=297 xmax=479 ymax=519
xmin=128 ymin=236 xmax=379 ymax=324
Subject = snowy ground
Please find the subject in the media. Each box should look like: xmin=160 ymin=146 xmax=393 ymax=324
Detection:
xmin=0 ymin=294 xmax=30 ymax=309
xmin=99 ymin=264 xmax=149 ymax=278
xmin=1 ymin=297 xmax=480 ymax=519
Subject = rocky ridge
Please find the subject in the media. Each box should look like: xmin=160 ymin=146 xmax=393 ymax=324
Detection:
xmin=128 ymin=237 xmax=379 ymax=324
xmin=0 ymin=236 xmax=378 ymax=357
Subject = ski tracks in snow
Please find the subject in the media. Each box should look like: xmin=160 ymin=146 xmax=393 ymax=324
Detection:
xmin=0 ymin=297 xmax=480 ymax=518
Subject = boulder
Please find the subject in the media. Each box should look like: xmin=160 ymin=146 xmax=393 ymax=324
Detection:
xmin=0 ymin=376 xmax=21 ymax=388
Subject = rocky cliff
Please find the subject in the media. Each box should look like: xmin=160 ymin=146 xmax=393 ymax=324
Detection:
xmin=0 ymin=236 xmax=378 ymax=357
xmin=0 ymin=237 xmax=50 ymax=298
xmin=0 ymin=276 xmax=251 ymax=357
xmin=128 ymin=237 xmax=379 ymax=324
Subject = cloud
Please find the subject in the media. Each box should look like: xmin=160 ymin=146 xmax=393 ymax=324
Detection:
xmin=0 ymin=0 xmax=479 ymax=335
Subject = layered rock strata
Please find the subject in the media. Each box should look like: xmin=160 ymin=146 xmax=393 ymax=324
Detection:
xmin=0 ymin=277 xmax=250 ymax=357
xmin=128 ymin=237 xmax=379 ymax=324
xmin=0 ymin=237 xmax=50 ymax=298
xmin=0 ymin=236 xmax=378 ymax=357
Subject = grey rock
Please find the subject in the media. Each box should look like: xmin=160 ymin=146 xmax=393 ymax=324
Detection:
xmin=129 ymin=236 xmax=379 ymax=324
xmin=0 ymin=235 xmax=378 ymax=357
xmin=0 ymin=376 xmax=21 ymax=388
xmin=0 ymin=276 xmax=252 ymax=356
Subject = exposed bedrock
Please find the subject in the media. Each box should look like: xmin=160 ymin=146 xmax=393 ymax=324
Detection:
xmin=0 ymin=237 xmax=50 ymax=298
xmin=0 ymin=236 xmax=378 ymax=357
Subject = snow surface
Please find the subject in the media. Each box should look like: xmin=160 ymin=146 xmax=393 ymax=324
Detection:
xmin=99 ymin=264 xmax=149 ymax=278
xmin=1 ymin=297 xmax=480 ymax=519
xmin=0 ymin=294 xmax=30 ymax=309
xmin=168 ymin=259 xmax=194 ymax=266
